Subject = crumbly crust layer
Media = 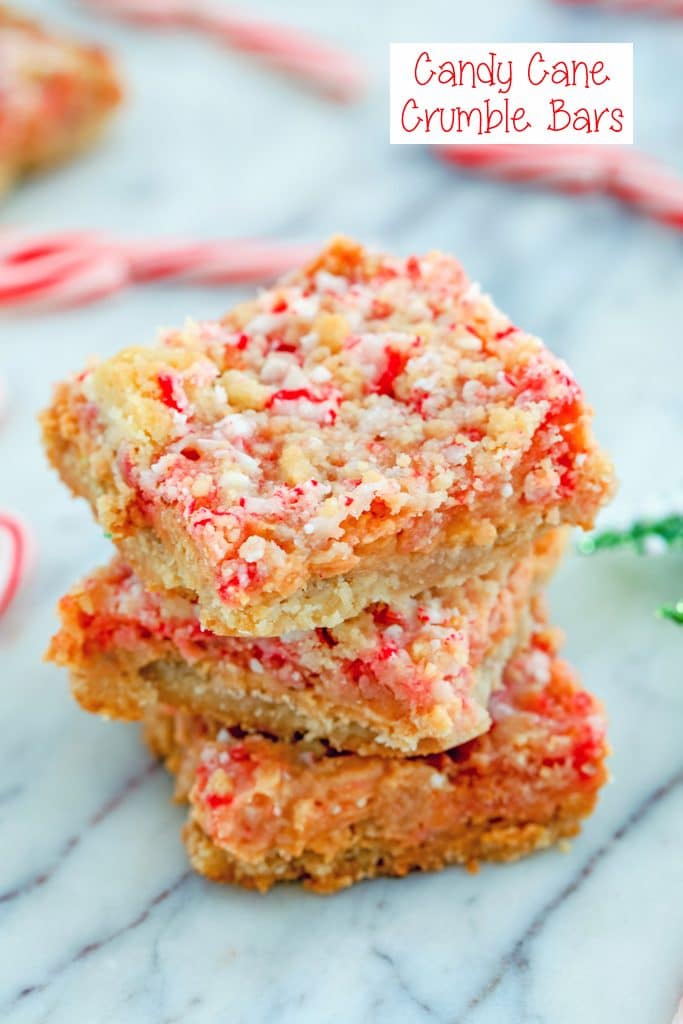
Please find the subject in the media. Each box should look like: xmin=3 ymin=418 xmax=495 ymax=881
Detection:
xmin=143 ymin=626 xmax=608 ymax=892
xmin=47 ymin=535 xmax=562 ymax=755
xmin=41 ymin=237 xmax=614 ymax=635
xmin=0 ymin=7 xmax=121 ymax=193
xmin=181 ymin=815 xmax=585 ymax=894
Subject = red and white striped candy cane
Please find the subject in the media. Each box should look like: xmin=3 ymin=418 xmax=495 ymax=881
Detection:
xmin=556 ymin=0 xmax=683 ymax=16
xmin=83 ymin=0 xmax=366 ymax=102
xmin=0 ymin=232 xmax=317 ymax=311
xmin=124 ymin=237 xmax=319 ymax=284
xmin=436 ymin=146 xmax=683 ymax=230
xmin=0 ymin=231 xmax=128 ymax=310
xmin=0 ymin=512 xmax=33 ymax=621
xmin=610 ymin=150 xmax=683 ymax=229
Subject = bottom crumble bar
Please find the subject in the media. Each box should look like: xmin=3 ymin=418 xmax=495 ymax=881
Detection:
xmin=144 ymin=624 xmax=608 ymax=893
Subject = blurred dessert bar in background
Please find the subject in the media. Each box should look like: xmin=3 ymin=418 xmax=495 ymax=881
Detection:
xmin=0 ymin=5 xmax=121 ymax=195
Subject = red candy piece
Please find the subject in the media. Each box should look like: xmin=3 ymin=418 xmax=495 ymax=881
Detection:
xmin=374 ymin=348 xmax=409 ymax=398
xmin=265 ymin=387 xmax=326 ymax=407
xmin=157 ymin=372 xmax=184 ymax=413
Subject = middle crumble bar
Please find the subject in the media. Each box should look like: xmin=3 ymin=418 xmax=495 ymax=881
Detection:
xmin=42 ymin=237 xmax=613 ymax=636
xmin=48 ymin=531 xmax=563 ymax=756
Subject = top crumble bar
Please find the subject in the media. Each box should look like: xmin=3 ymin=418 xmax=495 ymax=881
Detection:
xmin=42 ymin=237 xmax=614 ymax=636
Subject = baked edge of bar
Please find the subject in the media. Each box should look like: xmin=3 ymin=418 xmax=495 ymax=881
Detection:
xmin=180 ymin=810 xmax=590 ymax=894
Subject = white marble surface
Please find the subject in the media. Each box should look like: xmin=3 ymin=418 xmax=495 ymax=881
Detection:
xmin=2 ymin=1 xmax=683 ymax=1021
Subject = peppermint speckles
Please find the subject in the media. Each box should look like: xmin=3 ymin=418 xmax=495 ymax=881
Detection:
xmin=310 ymin=364 xmax=332 ymax=384
xmin=314 ymin=269 xmax=348 ymax=295
xmin=524 ymin=648 xmax=552 ymax=687
xmin=462 ymin=379 xmax=487 ymax=405
xmin=523 ymin=464 xmax=562 ymax=505
xmin=239 ymin=536 xmax=266 ymax=562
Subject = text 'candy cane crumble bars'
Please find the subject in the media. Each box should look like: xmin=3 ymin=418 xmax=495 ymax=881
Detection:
xmin=0 ymin=6 xmax=121 ymax=195
xmin=47 ymin=532 xmax=563 ymax=756
xmin=144 ymin=623 xmax=608 ymax=893
xmin=41 ymin=237 xmax=614 ymax=636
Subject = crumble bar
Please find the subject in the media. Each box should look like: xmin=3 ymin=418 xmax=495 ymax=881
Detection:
xmin=0 ymin=6 xmax=121 ymax=194
xmin=42 ymin=237 xmax=614 ymax=635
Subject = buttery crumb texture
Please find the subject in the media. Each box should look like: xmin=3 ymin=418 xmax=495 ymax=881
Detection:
xmin=42 ymin=237 xmax=614 ymax=636
xmin=0 ymin=6 xmax=121 ymax=194
xmin=47 ymin=534 xmax=563 ymax=756
xmin=144 ymin=624 xmax=609 ymax=893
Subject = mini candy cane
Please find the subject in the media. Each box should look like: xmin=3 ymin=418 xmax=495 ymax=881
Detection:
xmin=0 ymin=232 xmax=318 ymax=310
xmin=123 ymin=238 xmax=319 ymax=284
xmin=0 ymin=232 xmax=128 ymax=309
xmin=610 ymin=151 xmax=683 ymax=229
xmin=436 ymin=146 xmax=683 ymax=231
xmin=579 ymin=489 xmax=683 ymax=625
xmin=83 ymin=0 xmax=366 ymax=102
xmin=0 ymin=512 xmax=33 ymax=620
xmin=556 ymin=0 xmax=683 ymax=15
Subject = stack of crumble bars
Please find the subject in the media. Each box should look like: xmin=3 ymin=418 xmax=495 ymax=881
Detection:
xmin=43 ymin=238 xmax=614 ymax=893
